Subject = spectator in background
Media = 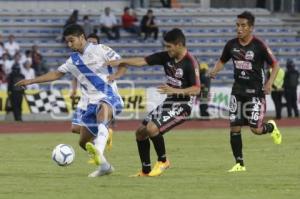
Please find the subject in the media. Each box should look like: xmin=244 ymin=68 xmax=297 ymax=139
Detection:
xmin=87 ymin=33 xmax=100 ymax=44
xmin=20 ymin=50 xmax=32 ymax=65
xmin=0 ymin=42 xmax=6 ymax=60
xmin=198 ymin=62 xmax=210 ymax=118
xmin=100 ymin=7 xmax=120 ymax=40
xmin=283 ymin=59 xmax=299 ymax=117
xmin=82 ymin=15 xmax=94 ymax=36
xmin=268 ymin=67 xmax=285 ymax=119
xmin=7 ymin=65 xmax=25 ymax=121
xmin=160 ymin=0 xmax=171 ymax=8
xmin=0 ymin=61 xmax=6 ymax=89
xmin=2 ymin=53 xmax=14 ymax=75
xmin=31 ymin=45 xmax=48 ymax=76
xmin=122 ymin=7 xmax=141 ymax=37
xmin=4 ymin=34 xmax=20 ymax=59
xmin=141 ymin=9 xmax=159 ymax=40
xmin=21 ymin=61 xmax=39 ymax=90
xmin=62 ymin=10 xmax=79 ymax=42
xmin=0 ymin=34 xmax=6 ymax=59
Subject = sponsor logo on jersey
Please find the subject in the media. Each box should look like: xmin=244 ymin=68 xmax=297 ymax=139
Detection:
xmin=234 ymin=60 xmax=252 ymax=70
xmin=245 ymin=50 xmax=254 ymax=60
xmin=167 ymin=62 xmax=174 ymax=68
xmin=233 ymin=48 xmax=240 ymax=52
xmin=166 ymin=76 xmax=182 ymax=86
xmin=175 ymin=68 xmax=183 ymax=78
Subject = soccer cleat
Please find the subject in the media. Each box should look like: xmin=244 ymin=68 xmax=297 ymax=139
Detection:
xmin=106 ymin=128 xmax=113 ymax=151
xmin=85 ymin=142 xmax=101 ymax=166
xmin=148 ymin=160 xmax=170 ymax=177
xmin=129 ymin=171 xmax=149 ymax=177
xmin=228 ymin=163 xmax=246 ymax=172
xmin=268 ymin=120 xmax=282 ymax=144
xmin=88 ymin=165 xmax=115 ymax=177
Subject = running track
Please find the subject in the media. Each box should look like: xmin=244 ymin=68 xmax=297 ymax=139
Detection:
xmin=0 ymin=118 xmax=299 ymax=133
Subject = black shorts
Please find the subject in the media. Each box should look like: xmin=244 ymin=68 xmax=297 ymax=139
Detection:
xmin=142 ymin=99 xmax=192 ymax=134
xmin=229 ymin=94 xmax=266 ymax=128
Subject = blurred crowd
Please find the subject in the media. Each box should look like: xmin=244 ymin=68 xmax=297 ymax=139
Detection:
xmin=0 ymin=34 xmax=48 ymax=90
xmin=62 ymin=7 xmax=160 ymax=42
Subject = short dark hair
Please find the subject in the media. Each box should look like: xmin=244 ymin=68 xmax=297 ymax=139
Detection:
xmin=163 ymin=28 xmax=186 ymax=46
xmin=237 ymin=11 xmax=255 ymax=26
xmin=63 ymin=24 xmax=85 ymax=38
xmin=87 ymin=33 xmax=100 ymax=44
xmin=124 ymin=7 xmax=130 ymax=12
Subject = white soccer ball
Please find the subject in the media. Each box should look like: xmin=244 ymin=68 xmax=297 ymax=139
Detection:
xmin=52 ymin=144 xmax=75 ymax=166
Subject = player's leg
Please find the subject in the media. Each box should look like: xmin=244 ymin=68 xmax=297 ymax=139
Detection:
xmin=247 ymin=97 xmax=282 ymax=144
xmin=228 ymin=95 xmax=246 ymax=172
xmin=131 ymin=125 xmax=152 ymax=177
xmin=146 ymin=101 xmax=191 ymax=176
xmin=87 ymin=102 xmax=114 ymax=177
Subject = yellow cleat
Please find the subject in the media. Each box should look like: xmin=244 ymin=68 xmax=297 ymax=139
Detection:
xmin=85 ymin=142 xmax=101 ymax=166
xmin=228 ymin=163 xmax=246 ymax=172
xmin=129 ymin=171 xmax=149 ymax=177
xmin=148 ymin=160 xmax=170 ymax=177
xmin=268 ymin=120 xmax=282 ymax=144
xmin=106 ymin=128 xmax=113 ymax=151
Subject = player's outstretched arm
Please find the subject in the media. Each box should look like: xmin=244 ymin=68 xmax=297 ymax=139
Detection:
xmin=15 ymin=71 xmax=65 ymax=87
xmin=107 ymin=57 xmax=147 ymax=67
xmin=158 ymin=84 xmax=200 ymax=96
xmin=107 ymin=64 xmax=128 ymax=82
xmin=209 ymin=60 xmax=224 ymax=79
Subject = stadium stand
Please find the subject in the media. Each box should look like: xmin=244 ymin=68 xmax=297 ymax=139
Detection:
xmin=0 ymin=7 xmax=299 ymax=88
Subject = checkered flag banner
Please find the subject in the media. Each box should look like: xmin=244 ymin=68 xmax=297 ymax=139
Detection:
xmin=25 ymin=90 xmax=68 ymax=114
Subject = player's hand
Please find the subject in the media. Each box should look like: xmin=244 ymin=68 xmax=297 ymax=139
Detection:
xmin=208 ymin=69 xmax=217 ymax=79
xmin=106 ymin=60 xmax=121 ymax=67
xmin=107 ymin=74 xmax=118 ymax=82
xmin=15 ymin=79 xmax=32 ymax=87
xmin=157 ymin=84 xmax=175 ymax=94
xmin=264 ymin=81 xmax=272 ymax=95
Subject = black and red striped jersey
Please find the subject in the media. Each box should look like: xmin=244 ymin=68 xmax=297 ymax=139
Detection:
xmin=145 ymin=51 xmax=200 ymax=101
xmin=220 ymin=36 xmax=277 ymax=97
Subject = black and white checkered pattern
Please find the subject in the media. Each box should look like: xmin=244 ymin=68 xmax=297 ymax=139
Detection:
xmin=25 ymin=90 xmax=68 ymax=114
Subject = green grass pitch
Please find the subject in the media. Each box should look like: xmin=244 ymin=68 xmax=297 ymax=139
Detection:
xmin=0 ymin=128 xmax=299 ymax=199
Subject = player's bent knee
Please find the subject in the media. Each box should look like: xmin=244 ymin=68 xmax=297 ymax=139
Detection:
xmin=146 ymin=122 xmax=159 ymax=136
xmin=135 ymin=126 xmax=148 ymax=140
xmin=71 ymin=125 xmax=80 ymax=134
xmin=250 ymin=127 xmax=262 ymax=135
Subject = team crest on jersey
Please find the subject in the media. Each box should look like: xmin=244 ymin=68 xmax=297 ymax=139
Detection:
xmin=167 ymin=62 xmax=174 ymax=68
xmin=175 ymin=68 xmax=183 ymax=78
xmin=245 ymin=51 xmax=254 ymax=60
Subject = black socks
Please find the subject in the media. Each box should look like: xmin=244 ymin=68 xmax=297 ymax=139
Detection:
xmin=230 ymin=131 xmax=244 ymax=166
xmin=150 ymin=133 xmax=167 ymax=162
xmin=137 ymin=139 xmax=151 ymax=173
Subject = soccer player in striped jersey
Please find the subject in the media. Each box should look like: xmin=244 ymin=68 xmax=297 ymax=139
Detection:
xmin=16 ymin=24 xmax=126 ymax=177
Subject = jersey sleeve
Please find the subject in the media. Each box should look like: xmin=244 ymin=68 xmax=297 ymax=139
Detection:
xmin=219 ymin=41 xmax=232 ymax=63
xmin=261 ymin=43 xmax=277 ymax=67
xmin=144 ymin=52 xmax=166 ymax=65
xmin=57 ymin=57 xmax=73 ymax=73
xmin=99 ymin=44 xmax=121 ymax=61
xmin=185 ymin=59 xmax=201 ymax=88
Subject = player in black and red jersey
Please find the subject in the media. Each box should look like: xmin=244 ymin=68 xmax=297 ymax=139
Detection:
xmin=109 ymin=28 xmax=201 ymax=177
xmin=209 ymin=11 xmax=282 ymax=172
